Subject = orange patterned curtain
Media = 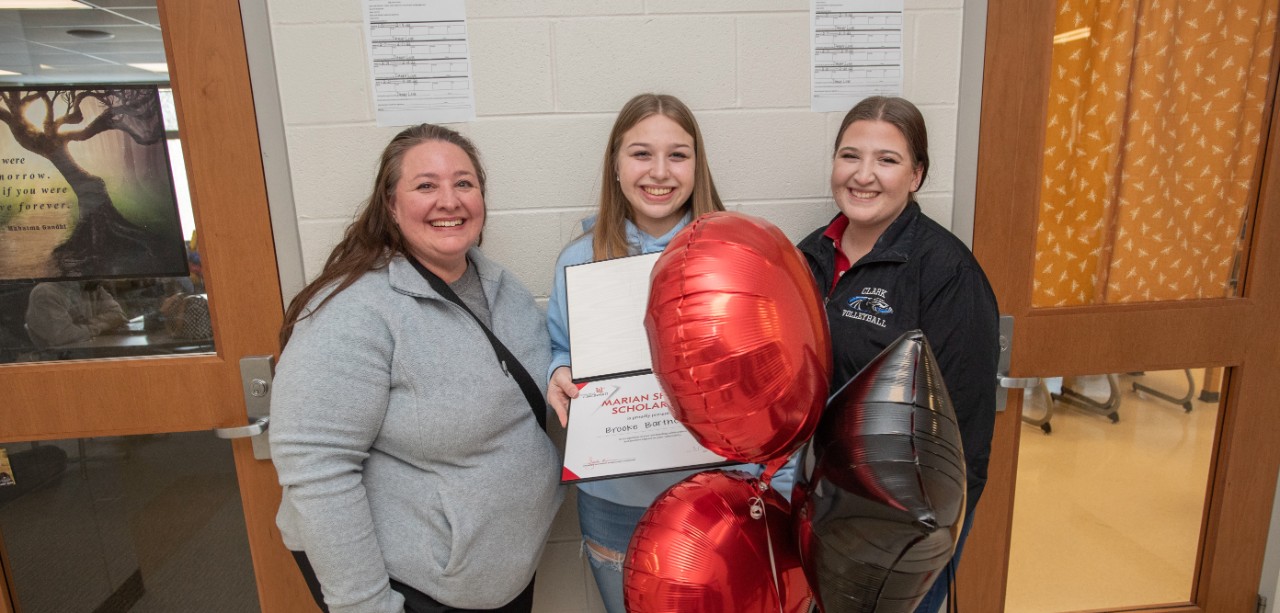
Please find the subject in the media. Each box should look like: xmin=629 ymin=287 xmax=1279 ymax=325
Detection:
xmin=1033 ymin=0 xmax=1276 ymax=307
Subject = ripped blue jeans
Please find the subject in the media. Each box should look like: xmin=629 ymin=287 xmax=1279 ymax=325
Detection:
xmin=576 ymin=490 xmax=648 ymax=613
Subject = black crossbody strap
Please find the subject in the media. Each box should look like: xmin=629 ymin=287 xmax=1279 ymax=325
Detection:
xmin=408 ymin=256 xmax=547 ymax=431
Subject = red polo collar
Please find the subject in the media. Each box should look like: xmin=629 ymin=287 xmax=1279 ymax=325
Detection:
xmin=822 ymin=215 xmax=852 ymax=293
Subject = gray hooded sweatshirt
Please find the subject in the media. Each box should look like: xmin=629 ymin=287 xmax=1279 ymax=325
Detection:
xmin=271 ymin=250 xmax=563 ymax=612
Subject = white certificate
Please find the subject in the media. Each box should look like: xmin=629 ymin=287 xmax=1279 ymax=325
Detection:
xmin=564 ymin=252 xmax=662 ymax=381
xmin=561 ymin=372 xmax=730 ymax=483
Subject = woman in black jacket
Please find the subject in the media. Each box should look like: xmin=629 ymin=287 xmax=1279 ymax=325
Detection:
xmin=796 ymin=96 xmax=1000 ymax=613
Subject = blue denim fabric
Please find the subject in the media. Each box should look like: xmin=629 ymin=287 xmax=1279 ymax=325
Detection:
xmin=914 ymin=507 xmax=977 ymax=613
xmin=577 ymin=490 xmax=648 ymax=613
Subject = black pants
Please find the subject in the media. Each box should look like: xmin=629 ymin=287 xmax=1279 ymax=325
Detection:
xmin=292 ymin=550 xmax=535 ymax=613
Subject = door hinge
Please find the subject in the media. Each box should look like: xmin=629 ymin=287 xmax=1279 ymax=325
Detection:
xmin=1259 ymin=594 xmax=1268 ymax=613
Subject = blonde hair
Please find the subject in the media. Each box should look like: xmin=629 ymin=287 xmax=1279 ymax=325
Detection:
xmin=592 ymin=93 xmax=724 ymax=261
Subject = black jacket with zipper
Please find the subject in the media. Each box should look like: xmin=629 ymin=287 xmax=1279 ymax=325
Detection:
xmin=797 ymin=201 xmax=1000 ymax=510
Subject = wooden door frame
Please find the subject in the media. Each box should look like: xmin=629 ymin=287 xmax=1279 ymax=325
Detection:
xmin=158 ymin=2 xmax=310 ymax=610
xmin=960 ymin=0 xmax=1280 ymax=611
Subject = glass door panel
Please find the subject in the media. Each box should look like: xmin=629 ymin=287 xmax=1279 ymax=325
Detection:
xmin=0 ymin=432 xmax=260 ymax=613
xmin=0 ymin=2 xmax=214 ymax=364
xmin=1032 ymin=0 xmax=1275 ymax=307
xmin=1007 ymin=367 xmax=1222 ymax=611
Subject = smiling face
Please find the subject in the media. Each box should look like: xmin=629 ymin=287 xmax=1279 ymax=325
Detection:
xmin=389 ymin=140 xmax=485 ymax=281
xmin=615 ymin=114 xmax=696 ymax=237
xmin=830 ymin=119 xmax=923 ymax=238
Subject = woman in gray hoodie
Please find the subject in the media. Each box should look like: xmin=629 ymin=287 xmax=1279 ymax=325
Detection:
xmin=270 ymin=124 xmax=563 ymax=613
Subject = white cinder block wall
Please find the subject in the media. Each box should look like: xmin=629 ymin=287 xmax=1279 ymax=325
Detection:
xmin=261 ymin=1 xmax=968 ymax=610
xmin=263 ymin=0 xmax=968 ymax=296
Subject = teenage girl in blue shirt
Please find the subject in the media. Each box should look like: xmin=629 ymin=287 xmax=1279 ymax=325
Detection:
xmin=546 ymin=93 xmax=740 ymax=613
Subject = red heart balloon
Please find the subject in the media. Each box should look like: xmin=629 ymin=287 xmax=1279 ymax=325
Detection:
xmin=624 ymin=470 xmax=813 ymax=613
xmin=644 ymin=212 xmax=831 ymax=470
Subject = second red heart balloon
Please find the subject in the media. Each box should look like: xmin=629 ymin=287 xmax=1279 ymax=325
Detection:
xmin=624 ymin=470 xmax=813 ymax=613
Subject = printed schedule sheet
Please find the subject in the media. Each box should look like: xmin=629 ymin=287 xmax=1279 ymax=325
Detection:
xmin=364 ymin=0 xmax=476 ymax=125
xmin=811 ymin=0 xmax=904 ymax=112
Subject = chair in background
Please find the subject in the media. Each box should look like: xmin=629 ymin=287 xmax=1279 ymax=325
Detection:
xmin=1022 ymin=374 xmax=1123 ymax=434
xmin=1054 ymin=374 xmax=1122 ymax=423
xmin=1131 ymin=369 xmax=1196 ymax=413
xmin=1021 ymin=380 xmax=1057 ymax=434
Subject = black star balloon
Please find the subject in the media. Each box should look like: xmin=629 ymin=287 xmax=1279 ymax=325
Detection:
xmin=793 ymin=330 xmax=966 ymax=613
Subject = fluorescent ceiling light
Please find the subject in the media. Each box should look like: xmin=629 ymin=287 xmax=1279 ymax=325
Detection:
xmin=0 ymin=69 xmax=21 ymax=76
xmin=1053 ymin=27 xmax=1090 ymax=45
xmin=128 ymin=62 xmax=168 ymax=73
xmin=0 ymin=1 xmax=89 ymax=8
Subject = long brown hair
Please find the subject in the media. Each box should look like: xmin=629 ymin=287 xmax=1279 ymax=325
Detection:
xmin=279 ymin=124 xmax=487 ymax=347
xmin=833 ymin=96 xmax=930 ymax=189
xmin=592 ymin=93 xmax=724 ymax=261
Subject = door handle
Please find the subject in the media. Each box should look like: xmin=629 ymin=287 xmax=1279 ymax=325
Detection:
xmin=999 ymin=376 xmax=1041 ymax=389
xmin=211 ymin=355 xmax=275 ymax=460
xmin=215 ymin=416 xmax=269 ymax=438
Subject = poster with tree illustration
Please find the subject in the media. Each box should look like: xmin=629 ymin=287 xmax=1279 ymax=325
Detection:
xmin=0 ymin=85 xmax=187 ymax=282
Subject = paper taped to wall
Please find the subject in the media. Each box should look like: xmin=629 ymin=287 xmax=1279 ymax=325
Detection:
xmin=811 ymin=0 xmax=904 ymax=112
xmin=363 ymin=0 xmax=477 ymax=125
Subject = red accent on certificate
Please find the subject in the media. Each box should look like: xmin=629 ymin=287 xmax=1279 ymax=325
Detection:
xmin=561 ymin=372 xmax=730 ymax=483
